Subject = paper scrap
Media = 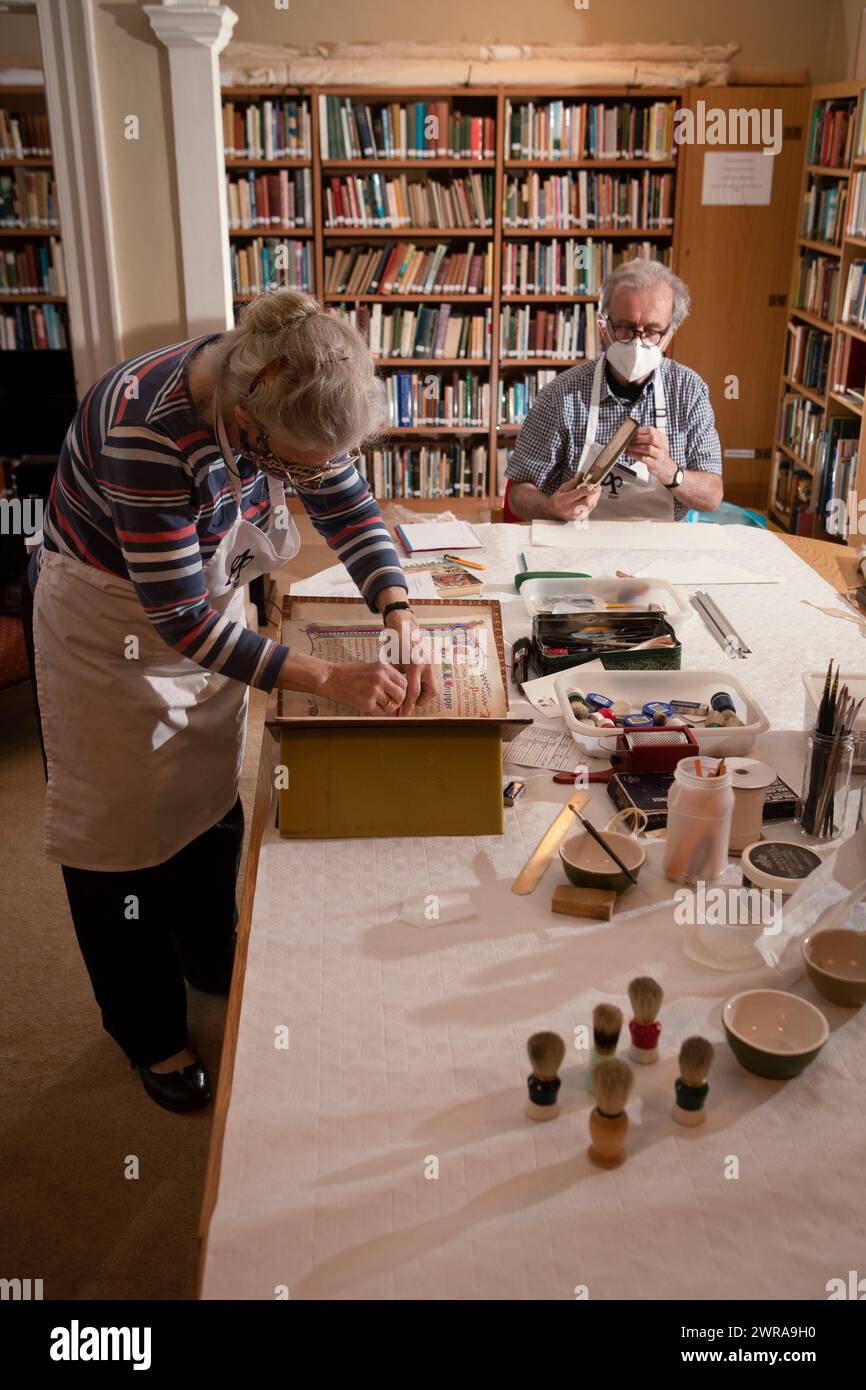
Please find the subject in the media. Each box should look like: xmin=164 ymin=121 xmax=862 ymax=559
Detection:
xmin=520 ymin=672 xmax=567 ymax=718
xmin=291 ymin=567 xmax=438 ymax=598
xmin=636 ymin=559 xmax=781 ymax=585
xmin=506 ymin=726 xmax=583 ymax=771
xmin=529 ymin=520 xmax=728 ymax=551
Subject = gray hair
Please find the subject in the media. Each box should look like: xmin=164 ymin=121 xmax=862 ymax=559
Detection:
xmin=209 ymin=289 xmax=385 ymax=453
xmin=599 ymin=259 xmax=691 ymax=330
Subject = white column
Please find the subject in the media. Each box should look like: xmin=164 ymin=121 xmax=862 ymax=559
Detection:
xmin=31 ymin=0 xmax=123 ymax=391
xmin=144 ymin=2 xmax=238 ymax=337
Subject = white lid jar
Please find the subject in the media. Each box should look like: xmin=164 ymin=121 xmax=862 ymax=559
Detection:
xmin=663 ymin=756 xmax=734 ymax=886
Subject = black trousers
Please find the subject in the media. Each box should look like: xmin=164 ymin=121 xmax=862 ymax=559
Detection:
xmin=21 ymin=557 xmax=244 ymax=1067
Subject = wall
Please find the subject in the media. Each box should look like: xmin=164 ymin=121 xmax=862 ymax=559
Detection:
xmin=228 ymin=0 xmax=853 ymax=82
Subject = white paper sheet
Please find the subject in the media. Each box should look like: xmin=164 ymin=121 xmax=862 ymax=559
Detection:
xmin=530 ymin=520 xmax=729 ymax=550
xmin=636 ymin=559 xmax=781 ymax=585
xmin=701 ymin=150 xmax=775 ymax=205
xmin=291 ymin=567 xmax=439 ymax=599
xmin=505 ymin=725 xmax=583 ymax=770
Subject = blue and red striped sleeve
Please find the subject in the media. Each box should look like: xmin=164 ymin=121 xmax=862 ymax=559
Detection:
xmin=292 ymin=460 xmax=408 ymax=607
xmin=96 ymin=424 xmax=288 ymax=690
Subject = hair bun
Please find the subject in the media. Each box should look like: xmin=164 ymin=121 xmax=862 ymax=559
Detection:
xmin=241 ymin=289 xmax=320 ymax=336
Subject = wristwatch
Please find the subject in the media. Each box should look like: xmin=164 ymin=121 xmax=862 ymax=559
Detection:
xmin=664 ymin=465 xmax=685 ymax=491
xmin=382 ymin=600 xmax=414 ymax=619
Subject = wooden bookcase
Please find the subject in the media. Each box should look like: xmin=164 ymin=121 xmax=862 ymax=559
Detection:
xmin=222 ymin=84 xmax=683 ymax=512
xmin=769 ymin=79 xmax=866 ymax=539
xmin=0 ymin=83 xmax=75 ymax=457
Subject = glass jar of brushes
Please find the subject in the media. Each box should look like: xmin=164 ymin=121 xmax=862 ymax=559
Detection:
xmin=797 ymin=727 xmax=854 ymax=842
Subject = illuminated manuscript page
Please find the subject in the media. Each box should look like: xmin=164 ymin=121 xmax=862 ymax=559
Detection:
xmin=278 ymin=600 xmax=507 ymax=720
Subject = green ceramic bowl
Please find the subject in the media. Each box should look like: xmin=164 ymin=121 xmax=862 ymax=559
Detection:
xmin=559 ymin=829 xmax=646 ymax=895
xmin=722 ymin=989 xmax=829 ymax=1079
xmin=802 ymin=928 xmax=866 ymax=1008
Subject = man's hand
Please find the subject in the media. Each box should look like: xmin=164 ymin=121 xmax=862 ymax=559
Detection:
xmin=628 ymin=427 xmax=676 ymax=485
xmin=547 ymin=476 xmax=603 ymax=522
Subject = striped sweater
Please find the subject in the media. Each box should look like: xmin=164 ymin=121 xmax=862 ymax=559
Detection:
xmin=40 ymin=335 xmax=408 ymax=690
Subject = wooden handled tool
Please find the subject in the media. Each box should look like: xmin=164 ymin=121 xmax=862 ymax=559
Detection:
xmin=511 ymin=791 xmax=590 ymax=895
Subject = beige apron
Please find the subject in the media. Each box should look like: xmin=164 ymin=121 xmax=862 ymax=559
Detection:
xmin=577 ymin=354 xmax=675 ymax=522
xmin=33 ymin=427 xmax=300 ymax=871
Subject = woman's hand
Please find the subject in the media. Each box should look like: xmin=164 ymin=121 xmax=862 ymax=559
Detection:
xmin=320 ymin=659 xmax=408 ymax=715
xmin=382 ymin=610 xmax=438 ymax=716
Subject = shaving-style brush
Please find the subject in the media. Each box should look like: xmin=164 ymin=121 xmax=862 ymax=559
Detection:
xmin=525 ymin=1031 xmax=567 ymax=1121
xmin=587 ymin=1002 xmax=623 ymax=1093
xmin=588 ymin=1058 xmax=634 ymax=1168
xmin=627 ymin=976 xmax=664 ymax=1064
xmin=673 ymin=1036 xmax=714 ymax=1126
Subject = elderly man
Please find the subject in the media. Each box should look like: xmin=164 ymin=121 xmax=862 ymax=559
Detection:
xmin=505 ymin=259 xmax=723 ymax=522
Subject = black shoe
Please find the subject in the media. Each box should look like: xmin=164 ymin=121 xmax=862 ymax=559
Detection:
xmin=135 ymin=1059 xmax=212 ymax=1113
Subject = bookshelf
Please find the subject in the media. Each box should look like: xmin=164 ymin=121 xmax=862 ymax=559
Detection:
xmin=0 ymin=84 xmax=75 ymax=457
xmin=222 ymin=84 xmax=683 ymax=510
xmin=769 ymin=80 xmax=866 ymax=540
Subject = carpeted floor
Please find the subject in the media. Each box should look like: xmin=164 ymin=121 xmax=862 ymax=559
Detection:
xmin=0 ymin=519 xmax=332 ymax=1300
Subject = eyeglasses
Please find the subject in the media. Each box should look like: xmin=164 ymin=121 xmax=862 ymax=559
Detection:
xmin=604 ymin=319 xmax=671 ymax=347
xmin=246 ymin=432 xmax=362 ymax=490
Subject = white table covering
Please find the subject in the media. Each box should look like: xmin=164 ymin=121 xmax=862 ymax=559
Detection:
xmin=201 ymin=524 xmax=866 ymax=1301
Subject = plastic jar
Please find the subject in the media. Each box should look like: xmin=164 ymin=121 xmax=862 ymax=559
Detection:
xmin=663 ymin=756 xmax=734 ymax=885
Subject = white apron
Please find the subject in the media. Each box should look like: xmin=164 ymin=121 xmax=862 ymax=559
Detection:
xmin=33 ymin=424 xmax=300 ymax=871
xmin=576 ymin=354 xmax=675 ymax=522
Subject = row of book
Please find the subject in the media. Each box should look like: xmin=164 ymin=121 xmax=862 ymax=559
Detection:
xmin=772 ymin=457 xmax=812 ymax=527
xmin=1 ymin=303 xmax=68 ymax=350
xmin=793 ymin=253 xmax=839 ymax=324
xmin=784 ymin=321 xmax=831 ymax=393
xmin=801 ymin=179 xmax=846 ymax=245
xmin=501 ymin=238 xmax=671 ymax=296
xmin=846 ymin=170 xmax=866 ymax=239
xmin=858 ymin=98 xmax=866 ymax=160
xmin=499 ymin=304 xmax=599 ymax=360
xmin=231 ymin=239 xmax=312 ymax=297
xmin=840 ymin=258 xmax=866 ymax=330
xmin=815 ymin=418 xmax=859 ymax=534
xmin=779 ymin=394 xmax=824 ymax=468
xmin=0 ymin=107 xmax=51 ymax=158
xmin=225 ymin=170 xmax=313 ymax=230
xmin=497 ymin=370 xmax=560 ymax=424
xmin=323 ymin=173 xmax=493 ymax=229
xmin=0 ymin=169 xmax=59 ymax=228
xmin=323 ymin=241 xmax=493 ymax=296
xmin=806 ymin=99 xmax=856 ymax=170
xmin=358 ymin=445 xmax=488 ymax=498
xmin=318 ymin=97 xmax=495 ymax=161
xmin=0 ymin=238 xmax=66 ymax=297
xmin=222 ymin=99 xmax=311 ymax=161
xmin=503 ymin=99 xmax=678 ymax=162
xmin=830 ymin=330 xmax=866 ymax=403
xmin=383 ymin=371 xmax=490 ymax=427
xmin=503 ymin=171 xmax=674 ymax=229
xmin=335 ymin=304 xmax=491 ymax=360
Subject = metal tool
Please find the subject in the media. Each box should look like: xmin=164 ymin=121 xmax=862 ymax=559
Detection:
xmin=691 ymin=591 xmax=751 ymax=658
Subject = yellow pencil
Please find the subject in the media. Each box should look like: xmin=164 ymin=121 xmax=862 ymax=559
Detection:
xmin=443 ymin=553 xmax=487 ymax=571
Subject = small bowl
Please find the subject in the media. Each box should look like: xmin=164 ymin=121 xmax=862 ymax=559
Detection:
xmin=722 ymin=989 xmax=829 ymax=1079
xmin=803 ymin=928 xmax=866 ymax=1008
xmin=560 ymin=829 xmax=646 ymax=894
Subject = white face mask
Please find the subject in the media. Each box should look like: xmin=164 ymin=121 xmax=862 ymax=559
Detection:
xmin=606 ymin=338 xmax=663 ymax=382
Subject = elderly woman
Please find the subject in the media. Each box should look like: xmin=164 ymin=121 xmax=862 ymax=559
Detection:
xmin=23 ymin=290 xmax=434 ymax=1112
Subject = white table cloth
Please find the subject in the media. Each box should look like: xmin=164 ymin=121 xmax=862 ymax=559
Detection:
xmin=201 ymin=523 xmax=866 ymax=1301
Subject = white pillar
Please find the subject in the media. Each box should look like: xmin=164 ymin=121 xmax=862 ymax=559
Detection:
xmin=144 ymin=2 xmax=238 ymax=337
xmin=31 ymin=0 xmax=123 ymax=391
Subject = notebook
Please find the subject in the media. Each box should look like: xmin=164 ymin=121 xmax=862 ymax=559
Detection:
xmin=394 ymin=521 xmax=484 ymax=554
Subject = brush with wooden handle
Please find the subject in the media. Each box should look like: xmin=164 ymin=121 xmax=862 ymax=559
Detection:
xmin=511 ymin=791 xmax=590 ymax=895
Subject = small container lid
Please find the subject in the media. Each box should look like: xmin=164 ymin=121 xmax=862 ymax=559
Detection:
xmin=725 ymin=757 xmax=776 ymax=791
xmin=741 ymin=840 xmax=822 ymax=894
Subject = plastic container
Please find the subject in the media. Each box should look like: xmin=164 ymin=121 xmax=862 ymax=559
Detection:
xmin=556 ymin=669 xmax=769 ymax=757
xmin=802 ymin=671 xmax=866 ymax=773
xmin=518 ymin=575 xmax=692 ymax=633
xmin=663 ymin=757 xmax=734 ymax=885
